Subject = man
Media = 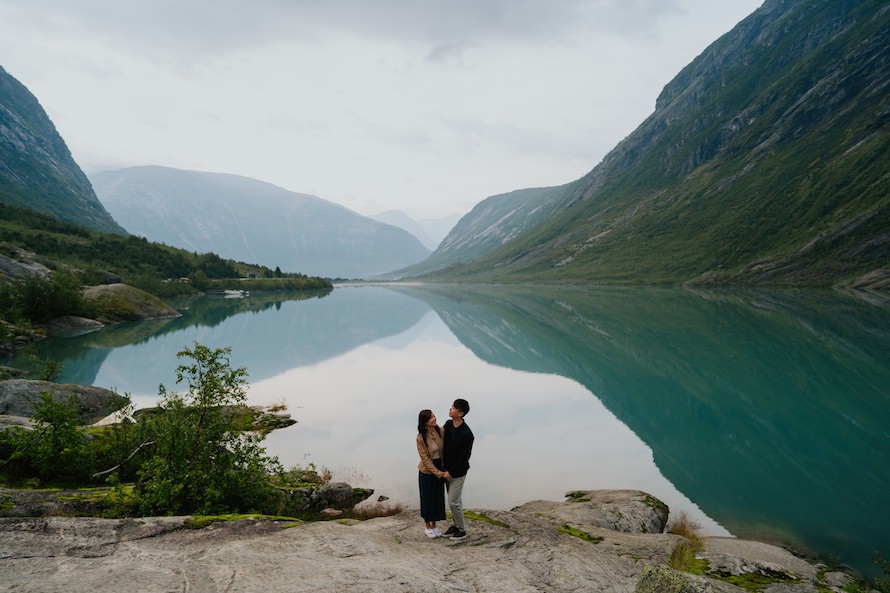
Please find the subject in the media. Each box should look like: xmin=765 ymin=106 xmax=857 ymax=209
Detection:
xmin=442 ymin=398 xmax=474 ymax=540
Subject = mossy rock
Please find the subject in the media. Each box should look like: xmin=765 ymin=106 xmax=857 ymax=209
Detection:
xmin=635 ymin=565 xmax=715 ymax=593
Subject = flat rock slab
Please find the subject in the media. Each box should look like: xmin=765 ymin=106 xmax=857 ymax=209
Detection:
xmin=0 ymin=490 xmax=844 ymax=593
xmin=0 ymin=511 xmax=667 ymax=593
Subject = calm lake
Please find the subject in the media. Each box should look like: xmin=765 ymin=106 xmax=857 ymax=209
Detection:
xmin=8 ymin=284 xmax=890 ymax=577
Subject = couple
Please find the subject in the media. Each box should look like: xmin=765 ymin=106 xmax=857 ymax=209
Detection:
xmin=416 ymin=398 xmax=474 ymax=540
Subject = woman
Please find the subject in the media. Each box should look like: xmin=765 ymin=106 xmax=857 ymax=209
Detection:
xmin=416 ymin=409 xmax=448 ymax=538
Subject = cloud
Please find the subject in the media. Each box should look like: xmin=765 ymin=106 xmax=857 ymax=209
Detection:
xmin=0 ymin=0 xmax=764 ymax=218
xmin=5 ymin=0 xmax=688 ymax=61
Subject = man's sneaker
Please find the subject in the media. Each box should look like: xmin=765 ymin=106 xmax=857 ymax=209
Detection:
xmin=449 ymin=529 xmax=467 ymax=540
xmin=443 ymin=525 xmax=458 ymax=537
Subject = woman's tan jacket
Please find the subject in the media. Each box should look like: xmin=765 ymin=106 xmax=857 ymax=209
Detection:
xmin=416 ymin=427 xmax=446 ymax=478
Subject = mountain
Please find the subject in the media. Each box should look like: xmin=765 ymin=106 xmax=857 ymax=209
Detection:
xmin=393 ymin=186 xmax=569 ymax=278
xmin=403 ymin=0 xmax=889 ymax=288
xmin=90 ymin=166 xmax=431 ymax=279
xmin=0 ymin=66 xmax=125 ymax=235
xmin=368 ymin=210 xmax=462 ymax=250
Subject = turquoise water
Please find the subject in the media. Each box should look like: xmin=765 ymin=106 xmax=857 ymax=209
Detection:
xmin=8 ymin=285 xmax=889 ymax=577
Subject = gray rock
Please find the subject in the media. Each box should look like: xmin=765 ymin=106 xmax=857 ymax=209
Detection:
xmin=0 ymin=366 xmax=27 ymax=380
xmin=0 ymin=414 xmax=33 ymax=431
xmin=635 ymin=565 xmax=716 ymax=593
xmin=512 ymin=489 xmax=670 ymax=534
xmin=0 ymin=251 xmax=53 ymax=280
xmin=286 ymin=482 xmax=375 ymax=515
xmin=0 ymin=379 xmax=128 ymax=423
xmin=42 ymin=316 xmax=105 ymax=337
xmin=822 ymin=571 xmax=854 ymax=588
xmin=700 ymin=537 xmax=820 ymax=582
xmin=0 ymin=490 xmax=853 ymax=593
xmin=82 ymin=283 xmax=180 ymax=323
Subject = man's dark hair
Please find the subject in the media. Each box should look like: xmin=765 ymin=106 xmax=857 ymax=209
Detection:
xmin=453 ymin=398 xmax=470 ymax=416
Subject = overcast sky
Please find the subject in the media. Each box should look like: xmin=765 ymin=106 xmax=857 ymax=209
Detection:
xmin=0 ymin=0 xmax=762 ymax=220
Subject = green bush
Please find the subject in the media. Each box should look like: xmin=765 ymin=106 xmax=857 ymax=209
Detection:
xmin=0 ymin=341 xmax=313 ymax=518
xmin=0 ymin=271 xmax=95 ymax=325
xmin=0 ymin=393 xmax=93 ymax=483
xmin=135 ymin=342 xmax=281 ymax=515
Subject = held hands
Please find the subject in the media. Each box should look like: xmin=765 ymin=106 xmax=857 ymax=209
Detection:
xmin=442 ymin=471 xmax=451 ymax=481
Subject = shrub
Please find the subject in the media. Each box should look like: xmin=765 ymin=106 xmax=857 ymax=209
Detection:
xmin=667 ymin=511 xmax=703 ymax=549
xmin=0 ymin=392 xmax=93 ymax=483
xmin=135 ymin=342 xmax=281 ymax=515
xmin=667 ymin=512 xmax=706 ymax=573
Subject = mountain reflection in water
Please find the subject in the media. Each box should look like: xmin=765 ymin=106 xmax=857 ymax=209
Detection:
xmin=10 ymin=284 xmax=888 ymax=577
xmin=390 ymin=284 xmax=889 ymax=577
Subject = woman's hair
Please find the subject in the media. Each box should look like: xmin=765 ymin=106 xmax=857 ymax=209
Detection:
xmin=418 ymin=409 xmax=433 ymax=446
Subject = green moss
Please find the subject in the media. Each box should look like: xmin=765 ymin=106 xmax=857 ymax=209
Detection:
xmin=464 ymin=510 xmax=510 ymax=529
xmin=712 ymin=571 xmax=800 ymax=592
xmin=566 ymin=491 xmax=592 ymax=503
xmin=184 ymin=513 xmax=302 ymax=529
xmin=558 ymin=524 xmax=604 ymax=544
xmin=58 ymin=490 xmax=106 ymax=503
xmin=641 ymin=493 xmax=667 ymax=512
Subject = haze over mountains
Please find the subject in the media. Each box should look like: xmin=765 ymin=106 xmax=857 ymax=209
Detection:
xmin=1 ymin=0 xmax=887 ymax=287
xmin=90 ymin=167 xmax=431 ymax=279
xmin=397 ymin=0 xmax=889 ymax=288
xmin=368 ymin=210 xmax=462 ymax=251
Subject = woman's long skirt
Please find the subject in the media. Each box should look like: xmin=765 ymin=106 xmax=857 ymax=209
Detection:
xmin=418 ymin=458 xmax=446 ymax=522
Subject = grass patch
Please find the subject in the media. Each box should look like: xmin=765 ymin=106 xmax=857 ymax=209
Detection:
xmin=558 ymin=524 xmax=604 ymax=544
xmin=184 ymin=514 xmax=302 ymax=529
xmin=713 ymin=572 xmax=799 ymax=592
xmin=667 ymin=511 xmax=703 ymax=549
xmin=566 ymin=491 xmax=592 ymax=503
xmin=669 ymin=541 xmax=709 ymax=574
xmin=464 ymin=510 xmax=510 ymax=529
xmin=667 ymin=512 xmax=706 ymax=573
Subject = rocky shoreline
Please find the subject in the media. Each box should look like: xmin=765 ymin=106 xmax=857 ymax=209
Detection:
xmin=0 ymin=489 xmax=859 ymax=593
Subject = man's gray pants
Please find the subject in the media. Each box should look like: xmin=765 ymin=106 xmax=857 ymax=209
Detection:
xmin=446 ymin=475 xmax=467 ymax=531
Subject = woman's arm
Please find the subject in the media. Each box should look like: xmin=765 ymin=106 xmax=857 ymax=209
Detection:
xmin=416 ymin=434 xmax=445 ymax=477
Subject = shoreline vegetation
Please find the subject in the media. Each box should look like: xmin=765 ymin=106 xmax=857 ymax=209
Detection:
xmin=1 ymin=202 xmax=334 ymax=356
xmin=0 ymin=343 xmax=375 ymax=519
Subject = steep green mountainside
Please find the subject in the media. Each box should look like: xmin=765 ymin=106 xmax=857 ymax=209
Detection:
xmin=0 ymin=67 xmax=125 ymax=235
xmin=91 ymin=166 xmax=431 ymax=279
xmin=391 ymin=185 xmax=572 ymax=278
xmin=0 ymin=202 xmax=329 ymax=293
xmin=411 ymin=0 xmax=889 ymax=287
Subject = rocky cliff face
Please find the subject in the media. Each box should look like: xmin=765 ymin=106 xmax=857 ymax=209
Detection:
xmin=0 ymin=66 xmax=125 ymax=235
xmin=411 ymin=0 xmax=889 ymax=287
xmin=91 ymin=166 xmax=431 ymax=279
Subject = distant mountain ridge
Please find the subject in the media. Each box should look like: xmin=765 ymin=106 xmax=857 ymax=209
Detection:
xmin=368 ymin=210 xmax=461 ymax=251
xmin=91 ymin=166 xmax=431 ymax=279
xmin=403 ymin=0 xmax=889 ymax=288
xmin=0 ymin=66 xmax=125 ymax=235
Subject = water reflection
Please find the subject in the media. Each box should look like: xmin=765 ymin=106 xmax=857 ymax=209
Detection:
xmin=390 ymin=284 xmax=890 ymax=576
xmin=18 ymin=287 xmax=427 ymax=402
xmin=6 ymin=284 xmax=888 ymax=576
